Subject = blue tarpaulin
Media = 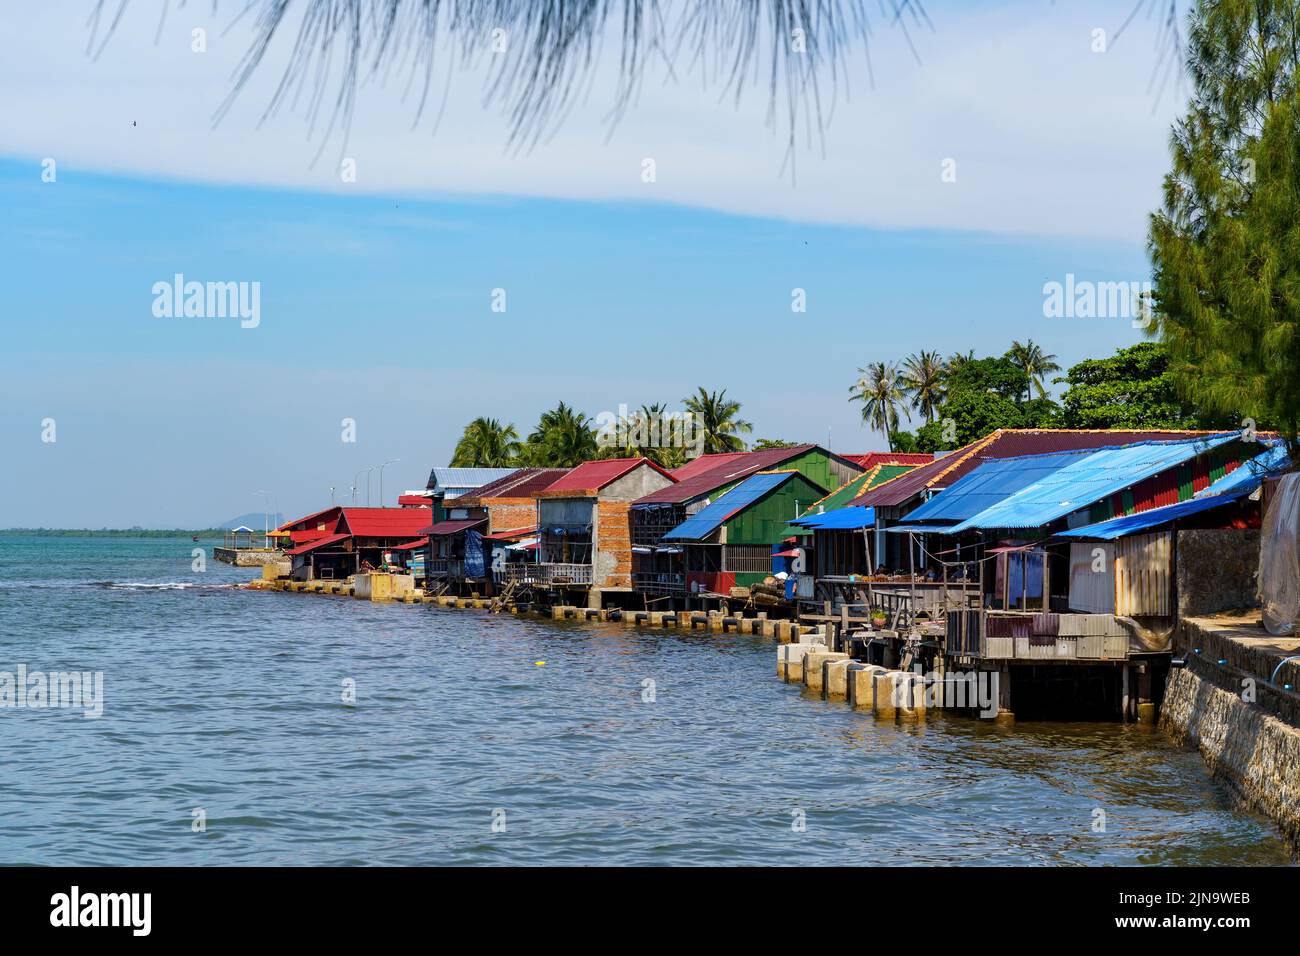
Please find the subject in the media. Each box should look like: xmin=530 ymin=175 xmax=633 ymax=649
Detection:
xmin=945 ymin=433 xmax=1241 ymax=532
xmin=787 ymin=505 xmax=875 ymax=531
xmin=464 ymin=529 xmax=485 ymax=578
xmin=663 ymin=472 xmax=796 ymax=541
xmin=1053 ymin=489 xmax=1252 ymax=540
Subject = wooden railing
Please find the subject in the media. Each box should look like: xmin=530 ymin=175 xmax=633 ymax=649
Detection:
xmin=502 ymin=563 xmax=593 ymax=586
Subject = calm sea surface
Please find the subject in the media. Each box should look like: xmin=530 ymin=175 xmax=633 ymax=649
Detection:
xmin=0 ymin=535 xmax=1290 ymax=866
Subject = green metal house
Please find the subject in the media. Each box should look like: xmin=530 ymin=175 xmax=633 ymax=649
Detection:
xmin=661 ymin=470 xmax=828 ymax=596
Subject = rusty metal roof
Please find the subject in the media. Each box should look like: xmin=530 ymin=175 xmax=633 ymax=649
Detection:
xmin=538 ymin=458 xmax=675 ymax=497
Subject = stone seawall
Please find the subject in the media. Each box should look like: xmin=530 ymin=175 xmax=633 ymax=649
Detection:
xmin=1161 ymin=660 xmax=1300 ymax=850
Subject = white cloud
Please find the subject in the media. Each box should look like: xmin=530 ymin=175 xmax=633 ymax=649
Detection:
xmin=3 ymin=1 xmax=1182 ymax=241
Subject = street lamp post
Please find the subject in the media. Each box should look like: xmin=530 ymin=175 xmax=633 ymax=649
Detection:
xmin=365 ymin=467 xmax=376 ymax=507
xmin=352 ymin=469 xmax=366 ymax=507
xmin=379 ymin=459 xmax=400 ymax=508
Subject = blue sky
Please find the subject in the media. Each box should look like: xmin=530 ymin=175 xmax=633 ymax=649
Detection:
xmin=0 ymin=1 xmax=1181 ymax=527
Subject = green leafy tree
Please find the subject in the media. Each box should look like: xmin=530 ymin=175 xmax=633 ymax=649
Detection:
xmin=521 ymin=402 xmax=599 ymax=466
xmin=450 ymin=417 xmax=521 ymax=467
xmin=888 ymin=430 xmax=920 ymax=453
xmin=1056 ymin=342 xmax=1212 ymax=429
xmin=596 ymin=402 xmax=688 ymax=468
xmin=901 ymin=350 xmax=948 ymax=423
xmin=914 ymin=352 xmax=1059 ymax=450
xmin=751 ymin=438 xmax=796 ymax=450
xmin=683 ymin=388 xmax=752 ymax=454
xmin=1150 ymin=0 xmax=1298 ymax=455
xmin=849 ymin=362 xmax=906 ymax=451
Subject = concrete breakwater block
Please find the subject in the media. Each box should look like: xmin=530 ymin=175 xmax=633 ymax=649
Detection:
xmin=778 ymin=643 xmax=827 ymax=683
xmin=847 ymin=663 xmax=886 ymax=708
xmin=823 ymin=658 xmax=853 ymax=701
xmin=802 ymin=652 xmax=848 ymax=692
xmin=872 ymin=670 xmax=906 ymax=719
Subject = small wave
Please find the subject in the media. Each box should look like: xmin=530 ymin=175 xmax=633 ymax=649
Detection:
xmin=95 ymin=581 xmax=239 ymax=591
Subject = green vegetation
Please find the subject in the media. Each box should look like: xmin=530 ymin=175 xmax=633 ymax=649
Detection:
xmin=1055 ymin=342 xmax=1211 ymax=430
xmin=1150 ymin=0 xmax=1295 ymax=456
xmin=449 ymin=388 xmax=753 ymax=467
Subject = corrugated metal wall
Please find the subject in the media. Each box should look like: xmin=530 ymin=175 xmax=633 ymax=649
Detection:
xmin=1114 ymin=531 xmax=1172 ymax=616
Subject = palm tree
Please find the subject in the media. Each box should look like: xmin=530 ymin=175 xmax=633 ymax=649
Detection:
xmin=597 ymin=402 xmax=689 ymax=467
xmin=523 ymin=402 xmax=599 ymax=466
xmin=947 ymin=350 xmax=976 ymax=375
xmin=849 ymin=362 xmax=905 ymax=451
xmin=450 ymin=417 xmax=520 ymax=467
xmin=682 ymin=388 xmax=752 ymax=454
xmin=1008 ymin=340 xmax=1062 ymax=401
xmin=901 ymin=350 xmax=947 ymax=424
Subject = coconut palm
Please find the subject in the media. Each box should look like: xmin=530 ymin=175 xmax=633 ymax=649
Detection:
xmin=900 ymin=350 xmax=948 ymax=424
xmin=523 ymin=402 xmax=599 ymax=466
xmin=947 ymin=350 xmax=976 ymax=375
xmin=1008 ymin=340 xmax=1062 ymax=401
xmin=596 ymin=402 xmax=689 ymax=467
xmin=450 ymin=417 xmax=520 ymax=467
xmin=849 ymin=362 xmax=905 ymax=451
xmin=682 ymin=388 xmax=752 ymax=454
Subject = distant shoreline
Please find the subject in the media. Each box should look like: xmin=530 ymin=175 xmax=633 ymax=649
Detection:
xmin=0 ymin=529 xmax=238 ymax=538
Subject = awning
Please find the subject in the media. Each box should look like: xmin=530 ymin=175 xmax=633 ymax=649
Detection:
xmin=772 ymin=548 xmax=801 ymax=558
xmin=286 ymin=533 xmax=350 ymax=556
xmin=388 ymin=538 xmax=429 ymax=551
xmin=482 ymin=526 xmax=537 ymax=541
xmin=506 ymin=539 xmax=539 ymax=551
xmin=1052 ymin=489 xmax=1252 ymax=541
xmin=885 ymin=523 xmax=957 ymax=534
xmin=789 ymin=506 xmax=875 ymax=530
xmin=422 ymin=518 xmax=488 ymax=537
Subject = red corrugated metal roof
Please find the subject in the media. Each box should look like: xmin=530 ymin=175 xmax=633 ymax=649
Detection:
xmin=849 ymin=429 xmax=1220 ymax=509
xmin=422 ymin=518 xmax=488 ymax=537
xmin=635 ymin=445 xmax=824 ymax=505
xmin=670 ymin=452 xmax=750 ymax=481
xmin=537 ymin=458 xmax=675 ymax=497
xmin=277 ymin=506 xmax=342 ymax=533
xmin=455 ymin=468 xmax=569 ymax=505
xmin=338 ymin=508 xmax=437 ymax=538
xmin=397 ymin=494 xmax=434 ymax=507
xmin=389 ymin=537 xmax=429 ymax=551
xmin=286 ymin=533 xmax=350 ymax=556
xmin=289 ymin=528 xmax=335 ymax=544
xmin=844 ymin=452 xmax=934 ymax=469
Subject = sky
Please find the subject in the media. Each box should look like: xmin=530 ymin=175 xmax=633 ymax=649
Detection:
xmin=0 ymin=0 xmax=1189 ymax=528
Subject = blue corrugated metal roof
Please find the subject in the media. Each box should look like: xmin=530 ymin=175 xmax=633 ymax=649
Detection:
xmin=1054 ymin=489 xmax=1252 ymax=540
xmin=789 ymin=505 xmax=876 ymax=530
xmin=663 ymin=472 xmax=795 ymax=541
xmin=902 ymin=449 xmax=1097 ymax=523
xmin=1195 ymin=442 xmax=1289 ymax=497
xmin=945 ymin=433 xmax=1241 ymax=532
xmin=885 ymin=523 xmax=961 ymax=534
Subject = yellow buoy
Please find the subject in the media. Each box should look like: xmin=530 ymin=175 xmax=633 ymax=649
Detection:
xmin=535 ymin=661 xmax=546 ymax=666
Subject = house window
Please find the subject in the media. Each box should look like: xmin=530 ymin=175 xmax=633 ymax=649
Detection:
xmin=722 ymin=545 xmax=771 ymax=574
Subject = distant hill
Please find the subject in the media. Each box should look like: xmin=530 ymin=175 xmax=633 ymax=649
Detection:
xmin=218 ymin=512 xmax=286 ymax=531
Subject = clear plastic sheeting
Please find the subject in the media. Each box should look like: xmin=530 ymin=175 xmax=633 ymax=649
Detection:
xmin=1260 ymin=472 xmax=1300 ymax=636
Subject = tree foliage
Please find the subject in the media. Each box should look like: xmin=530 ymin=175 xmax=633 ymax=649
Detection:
xmin=450 ymin=417 xmax=521 ymax=467
xmin=1055 ymin=341 xmax=1212 ymax=429
xmin=1150 ymin=0 xmax=1300 ymax=455
xmin=683 ymin=388 xmax=752 ymax=454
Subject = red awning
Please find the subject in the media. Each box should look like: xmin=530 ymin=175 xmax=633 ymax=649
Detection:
xmin=286 ymin=533 xmax=350 ymax=556
xmin=772 ymin=548 xmax=801 ymax=558
xmin=422 ymin=518 xmax=488 ymax=537
xmin=483 ymin=526 xmax=537 ymax=541
xmin=388 ymin=538 xmax=429 ymax=551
